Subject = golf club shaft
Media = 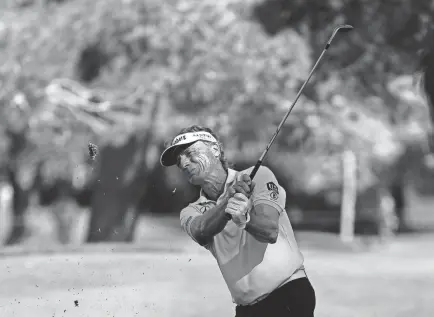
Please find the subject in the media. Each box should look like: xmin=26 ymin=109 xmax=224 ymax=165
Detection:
xmin=249 ymin=25 xmax=353 ymax=180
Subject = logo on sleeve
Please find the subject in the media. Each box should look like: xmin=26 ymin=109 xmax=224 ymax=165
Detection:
xmin=266 ymin=182 xmax=279 ymax=193
xmin=266 ymin=182 xmax=279 ymax=200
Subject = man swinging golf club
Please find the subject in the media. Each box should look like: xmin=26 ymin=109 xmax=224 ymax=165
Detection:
xmin=159 ymin=24 xmax=354 ymax=316
xmin=160 ymin=125 xmax=316 ymax=317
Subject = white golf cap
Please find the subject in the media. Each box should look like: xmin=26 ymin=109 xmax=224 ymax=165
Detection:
xmin=160 ymin=131 xmax=218 ymax=167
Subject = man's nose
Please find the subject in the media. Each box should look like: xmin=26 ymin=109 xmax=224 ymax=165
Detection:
xmin=178 ymin=155 xmax=190 ymax=169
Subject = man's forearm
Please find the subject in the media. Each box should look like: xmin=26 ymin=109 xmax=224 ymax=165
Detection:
xmin=245 ymin=205 xmax=279 ymax=243
xmin=190 ymin=200 xmax=230 ymax=246
xmin=245 ymin=221 xmax=276 ymax=243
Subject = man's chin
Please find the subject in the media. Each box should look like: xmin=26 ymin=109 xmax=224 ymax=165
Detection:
xmin=188 ymin=175 xmax=203 ymax=186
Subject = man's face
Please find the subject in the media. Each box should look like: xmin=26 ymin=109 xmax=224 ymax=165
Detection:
xmin=176 ymin=141 xmax=219 ymax=185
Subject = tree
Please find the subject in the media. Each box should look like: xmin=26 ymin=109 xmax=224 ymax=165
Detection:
xmin=2 ymin=0 xmax=433 ymax=243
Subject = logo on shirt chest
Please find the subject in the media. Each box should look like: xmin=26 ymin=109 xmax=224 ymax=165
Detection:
xmin=197 ymin=201 xmax=215 ymax=213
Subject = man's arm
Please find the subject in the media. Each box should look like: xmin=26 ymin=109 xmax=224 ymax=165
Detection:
xmin=188 ymin=197 xmax=231 ymax=246
xmin=245 ymin=204 xmax=279 ymax=243
xmin=232 ymin=167 xmax=285 ymax=244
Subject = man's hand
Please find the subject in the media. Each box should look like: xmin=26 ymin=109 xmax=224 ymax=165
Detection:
xmin=232 ymin=174 xmax=256 ymax=198
xmin=225 ymin=193 xmax=252 ymax=229
xmin=223 ymin=174 xmax=255 ymax=221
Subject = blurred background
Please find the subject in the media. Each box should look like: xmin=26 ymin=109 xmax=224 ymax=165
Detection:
xmin=1 ymin=0 xmax=434 ymax=316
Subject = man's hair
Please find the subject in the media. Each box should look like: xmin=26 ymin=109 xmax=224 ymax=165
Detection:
xmin=175 ymin=125 xmax=230 ymax=171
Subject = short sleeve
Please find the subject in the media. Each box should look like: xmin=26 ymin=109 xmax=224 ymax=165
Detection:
xmin=248 ymin=166 xmax=286 ymax=214
xmin=180 ymin=205 xmax=201 ymax=243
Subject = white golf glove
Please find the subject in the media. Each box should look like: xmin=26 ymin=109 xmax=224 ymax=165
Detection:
xmin=225 ymin=193 xmax=252 ymax=229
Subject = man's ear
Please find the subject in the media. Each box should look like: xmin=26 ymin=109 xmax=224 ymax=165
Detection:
xmin=210 ymin=144 xmax=220 ymax=158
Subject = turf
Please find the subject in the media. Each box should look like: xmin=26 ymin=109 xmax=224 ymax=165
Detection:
xmin=1 ymin=191 xmax=433 ymax=317
xmin=0 ymin=231 xmax=433 ymax=317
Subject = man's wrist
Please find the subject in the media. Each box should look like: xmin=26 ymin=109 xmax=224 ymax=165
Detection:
xmin=218 ymin=198 xmax=232 ymax=221
xmin=230 ymin=212 xmax=250 ymax=229
xmin=239 ymin=212 xmax=250 ymax=229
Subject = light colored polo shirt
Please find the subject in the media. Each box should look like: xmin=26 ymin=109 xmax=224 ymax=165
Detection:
xmin=180 ymin=166 xmax=304 ymax=305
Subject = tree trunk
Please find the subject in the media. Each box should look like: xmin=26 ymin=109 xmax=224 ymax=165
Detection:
xmin=4 ymin=168 xmax=31 ymax=245
xmin=4 ymin=127 xmax=33 ymax=246
xmin=86 ymin=93 xmax=161 ymax=243
xmin=390 ymin=183 xmax=407 ymax=231
xmin=86 ymin=136 xmax=147 ymax=242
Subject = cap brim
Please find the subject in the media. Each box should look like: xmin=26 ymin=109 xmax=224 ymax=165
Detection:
xmin=160 ymin=142 xmax=196 ymax=167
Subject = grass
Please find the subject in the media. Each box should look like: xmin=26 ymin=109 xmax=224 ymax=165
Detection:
xmin=1 ymin=190 xmax=433 ymax=317
xmin=0 ymin=228 xmax=433 ymax=317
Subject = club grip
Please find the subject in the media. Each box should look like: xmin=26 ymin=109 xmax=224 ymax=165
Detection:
xmin=249 ymin=160 xmax=262 ymax=180
xmin=225 ymin=160 xmax=262 ymax=221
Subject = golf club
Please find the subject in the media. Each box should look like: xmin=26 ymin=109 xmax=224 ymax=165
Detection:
xmin=249 ymin=24 xmax=354 ymax=180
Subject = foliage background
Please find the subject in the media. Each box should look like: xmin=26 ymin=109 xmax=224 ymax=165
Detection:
xmin=1 ymin=0 xmax=434 ymax=244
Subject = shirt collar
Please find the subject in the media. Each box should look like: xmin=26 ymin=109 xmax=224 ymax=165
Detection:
xmin=199 ymin=168 xmax=237 ymax=200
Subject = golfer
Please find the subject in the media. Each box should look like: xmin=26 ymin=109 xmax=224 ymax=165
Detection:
xmin=160 ymin=125 xmax=316 ymax=317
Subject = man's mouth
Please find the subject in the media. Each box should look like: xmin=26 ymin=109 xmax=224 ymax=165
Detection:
xmin=185 ymin=168 xmax=196 ymax=177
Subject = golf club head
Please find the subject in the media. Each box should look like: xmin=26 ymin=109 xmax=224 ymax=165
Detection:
xmin=337 ymin=24 xmax=354 ymax=32
xmin=326 ymin=24 xmax=354 ymax=47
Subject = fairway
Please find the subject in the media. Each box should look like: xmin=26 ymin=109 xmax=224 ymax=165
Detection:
xmin=0 ymin=231 xmax=433 ymax=317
